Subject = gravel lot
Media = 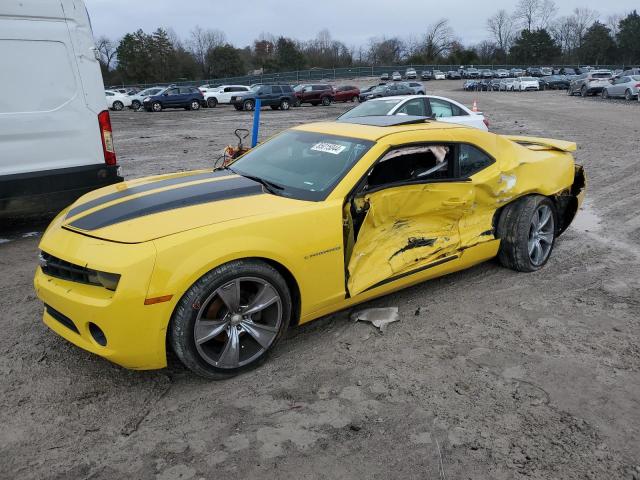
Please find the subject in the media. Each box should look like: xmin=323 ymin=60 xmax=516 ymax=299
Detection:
xmin=1 ymin=80 xmax=639 ymax=480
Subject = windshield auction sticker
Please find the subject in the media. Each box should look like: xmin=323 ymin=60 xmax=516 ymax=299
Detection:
xmin=311 ymin=142 xmax=347 ymax=155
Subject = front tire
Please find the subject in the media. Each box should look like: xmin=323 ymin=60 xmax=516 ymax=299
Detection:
xmin=207 ymin=97 xmax=218 ymax=108
xmin=497 ymin=196 xmax=556 ymax=272
xmin=581 ymin=86 xmax=588 ymax=97
xmin=351 ymin=95 xmax=358 ymax=102
xmin=190 ymin=100 xmax=201 ymax=110
xmin=170 ymin=260 xmax=292 ymax=379
xmin=279 ymin=98 xmax=291 ymax=110
xmin=625 ymin=89 xmax=633 ymax=101
xmin=602 ymin=89 xmax=609 ymax=99
xmin=131 ymin=100 xmax=141 ymax=110
xmin=243 ymin=99 xmax=255 ymax=111
xmin=112 ymin=101 xmax=124 ymax=111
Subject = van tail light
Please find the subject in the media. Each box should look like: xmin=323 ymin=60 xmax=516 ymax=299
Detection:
xmin=483 ymin=118 xmax=490 ymax=128
xmin=98 ymin=110 xmax=117 ymax=166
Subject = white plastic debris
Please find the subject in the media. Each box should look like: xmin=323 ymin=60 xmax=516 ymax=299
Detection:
xmin=351 ymin=307 xmax=399 ymax=332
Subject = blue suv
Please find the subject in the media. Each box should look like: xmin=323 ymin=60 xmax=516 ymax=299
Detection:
xmin=143 ymin=86 xmax=205 ymax=112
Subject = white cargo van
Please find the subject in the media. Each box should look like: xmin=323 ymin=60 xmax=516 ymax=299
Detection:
xmin=0 ymin=0 xmax=123 ymax=220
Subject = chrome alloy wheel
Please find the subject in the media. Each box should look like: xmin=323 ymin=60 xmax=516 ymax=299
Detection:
xmin=193 ymin=277 xmax=282 ymax=369
xmin=528 ymin=204 xmax=554 ymax=266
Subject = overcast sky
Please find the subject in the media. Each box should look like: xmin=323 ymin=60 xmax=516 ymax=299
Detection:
xmin=85 ymin=0 xmax=636 ymax=47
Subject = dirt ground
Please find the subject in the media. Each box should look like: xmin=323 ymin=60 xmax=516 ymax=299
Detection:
xmin=1 ymin=80 xmax=639 ymax=480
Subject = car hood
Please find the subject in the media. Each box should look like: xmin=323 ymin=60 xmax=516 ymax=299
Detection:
xmin=61 ymin=170 xmax=304 ymax=243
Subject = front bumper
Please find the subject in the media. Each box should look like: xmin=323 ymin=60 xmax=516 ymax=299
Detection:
xmin=34 ymin=212 xmax=171 ymax=370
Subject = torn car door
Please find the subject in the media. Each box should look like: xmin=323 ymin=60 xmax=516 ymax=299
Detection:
xmin=346 ymin=181 xmax=475 ymax=296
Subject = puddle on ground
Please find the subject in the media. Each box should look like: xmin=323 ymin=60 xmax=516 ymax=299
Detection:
xmin=572 ymin=202 xmax=601 ymax=233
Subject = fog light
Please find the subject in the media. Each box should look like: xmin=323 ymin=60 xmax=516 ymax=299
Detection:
xmin=88 ymin=322 xmax=107 ymax=346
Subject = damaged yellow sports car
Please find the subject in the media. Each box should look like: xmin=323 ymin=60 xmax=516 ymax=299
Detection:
xmin=34 ymin=116 xmax=585 ymax=378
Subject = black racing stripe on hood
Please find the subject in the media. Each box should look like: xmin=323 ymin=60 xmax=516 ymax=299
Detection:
xmin=67 ymin=170 xmax=233 ymax=218
xmin=69 ymin=176 xmax=263 ymax=231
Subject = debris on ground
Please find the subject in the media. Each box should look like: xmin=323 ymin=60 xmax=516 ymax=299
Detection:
xmin=351 ymin=307 xmax=399 ymax=332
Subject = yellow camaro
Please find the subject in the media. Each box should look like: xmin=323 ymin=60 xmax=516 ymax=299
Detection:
xmin=34 ymin=116 xmax=585 ymax=379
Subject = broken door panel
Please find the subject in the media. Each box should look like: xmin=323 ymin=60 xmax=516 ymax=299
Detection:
xmin=346 ymin=182 xmax=475 ymax=296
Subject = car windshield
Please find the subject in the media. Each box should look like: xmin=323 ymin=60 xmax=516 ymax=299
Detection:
xmin=229 ymin=131 xmax=373 ymax=201
xmin=592 ymin=72 xmax=612 ymax=78
xmin=339 ymin=99 xmax=403 ymax=119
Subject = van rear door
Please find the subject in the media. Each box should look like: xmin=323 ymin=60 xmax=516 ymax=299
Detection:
xmin=0 ymin=0 xmax=122 ymax=219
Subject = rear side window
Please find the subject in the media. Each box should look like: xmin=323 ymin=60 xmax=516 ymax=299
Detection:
xmin=458 ymin=144 xmax=494 ymax=177
xmin=272 ymin=86 xmax=283 ymax=94
xmin=0 ymin=39 xmax=76 ymax=113
xmin=281 ymin=85 xmax=292 ymax=92
xmin=396 ymin=98 xmax=427 ymax=116
xmin=429 ymin=99 xmax=455 ymax=118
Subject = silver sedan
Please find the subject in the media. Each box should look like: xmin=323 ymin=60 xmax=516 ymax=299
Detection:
xmin=602 ymin=75 xmax=640 ymax=100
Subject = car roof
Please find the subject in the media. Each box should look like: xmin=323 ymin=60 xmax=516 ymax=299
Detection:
xmin=363 ymin=94 xmax=472 ymax=111
xmin=294 ymin=118 xmax=464 ymax=142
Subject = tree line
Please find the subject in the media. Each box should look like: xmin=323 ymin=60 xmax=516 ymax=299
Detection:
xmin=97 ymin=3 xmax=640 ymax=85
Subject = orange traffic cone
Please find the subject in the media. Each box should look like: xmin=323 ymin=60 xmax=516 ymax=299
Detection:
xmin=472 ymin=100 xmax=478 ymax=112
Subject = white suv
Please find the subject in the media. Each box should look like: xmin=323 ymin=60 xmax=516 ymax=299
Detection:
xmin=204 ymin=85 xmax=250 ymax=107
xmin=513 ymin=77 xmax=540 ymax=91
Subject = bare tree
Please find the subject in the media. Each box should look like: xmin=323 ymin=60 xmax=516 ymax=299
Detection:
xmin=514 ymin=0 xmax=540 ymax=31
xmin=421 ymin=19 xmax=453 ymax=60
xmin=95 ymin=35 xmax=117 ymax=70
xmin=570 ymin=7 xmax=598 ymax=48
xmin=537 ymin=0 xmax=558 ymax=29
xmin=487 ymin=9 xmax=515 ymax=53
xmin=187 ymin=25 xmax=226 ymax=76
xmin=606 ymin=14 xmax=622 ymax=38
xmin=514 ymin=0 xmax=557 ymax=30
xmin=367 ymin=36 xmax=406 ymax=64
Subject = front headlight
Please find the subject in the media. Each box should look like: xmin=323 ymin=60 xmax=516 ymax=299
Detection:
xmin=87 ymin=270 xmax=121 ymax=291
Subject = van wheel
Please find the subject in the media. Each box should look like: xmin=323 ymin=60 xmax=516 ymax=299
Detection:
xmin=152 ymin=101 xmax=162 ymax=112
xmin=280 ymin=99 xmax=291 ymax=110
xmin=112 ymin=101 xmax=124 ymax=111
xmin=131 ymin=100 xmax=141 ymax=110
xmin=190 ymin=100 xmax=201 ymax=110
xmin=207 ymin=97 xmax=218 ymax=108
xmin=243 ymin=99 xmax=255 ymax=111
xmin=169 ymin=259 xmax=292 ymax=380
xmin=497 ymin=195 xmax=557 ymax=272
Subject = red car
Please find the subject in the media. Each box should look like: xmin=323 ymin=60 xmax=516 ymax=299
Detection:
xmin=332 ymin=85 xmax=360 ymax=102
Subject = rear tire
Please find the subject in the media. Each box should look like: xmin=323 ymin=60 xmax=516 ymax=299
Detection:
xmin=131 ymin=100 xmax=141 ymax=110
xmin=207 ymin=97 xmax=218 ymax=108
xmin=581 ymin=86 xmax=588 ymax=97
xmin=496 ymin=195 xmax=557 ymax=272
xmin=190 ymin=100 xmax=201 ymax=111
xmin=321 ymin=96 xmax=331 ymax=106
xmin=625 ymin=89 xmax=633 ymax=101
xmin=112 ymin=101 xmax=124 ymax=111
xmin=602 ymin=89 xmax=609 ymax=99
xmin=152 ymin=101 xmax=162 ymax=112
xmin=169 ymin=259 xmax=292 ymax=380
xmin=351 ymin=95 xmax=358 ymax=102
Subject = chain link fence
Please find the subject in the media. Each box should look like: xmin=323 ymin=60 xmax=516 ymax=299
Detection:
xmin=109 ymin=64 xmax=624 ymax=90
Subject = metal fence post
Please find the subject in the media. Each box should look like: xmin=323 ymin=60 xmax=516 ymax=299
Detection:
xmin=251 ymin=99 xmax=261 ymax=148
